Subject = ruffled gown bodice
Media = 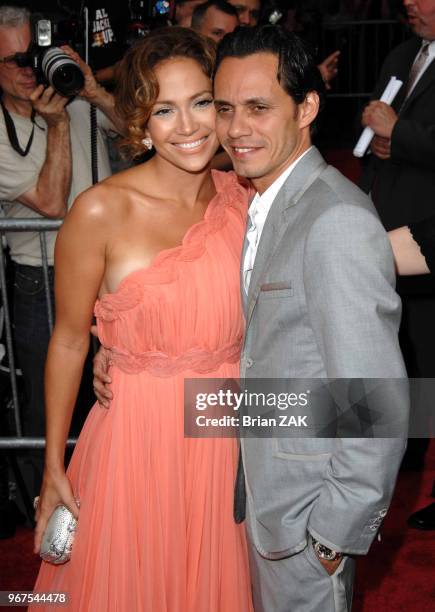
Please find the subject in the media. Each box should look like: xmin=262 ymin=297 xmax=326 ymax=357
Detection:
xmin=94 ymin=170 xmax=246 ymax=377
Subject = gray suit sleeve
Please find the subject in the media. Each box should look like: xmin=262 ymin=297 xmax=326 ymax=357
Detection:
xmin=303 ymin=202 xmax=409 ymax=555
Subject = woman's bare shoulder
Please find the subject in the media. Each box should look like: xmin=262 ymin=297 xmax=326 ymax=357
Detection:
xmin=66 ymin=166 xmax=144 ymax=223
xmin=102 ymin=164 xmax=154 ymax=194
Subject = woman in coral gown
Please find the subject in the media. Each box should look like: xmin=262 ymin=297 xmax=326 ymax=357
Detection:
xmin=31 ymin=28 xmax=253 ymax=611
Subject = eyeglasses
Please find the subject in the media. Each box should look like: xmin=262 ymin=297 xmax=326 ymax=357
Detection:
xmin=0 ymin=52 xmax=31 ymax=69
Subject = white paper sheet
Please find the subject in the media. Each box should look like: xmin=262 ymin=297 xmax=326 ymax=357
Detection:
xmin=353 ymin=76 xmax=403 ymax=158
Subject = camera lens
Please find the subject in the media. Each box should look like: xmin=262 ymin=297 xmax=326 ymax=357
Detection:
xmin=41 ymin=47 xmax=85 ymax=97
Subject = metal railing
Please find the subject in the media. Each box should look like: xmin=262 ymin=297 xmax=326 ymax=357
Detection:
xmin=0 ymin=216 xmax=84 ymax=523
xmin=0 ymin=217 xmax=77 ymax=449
xmin=320 ymin=18 xmax=410 ymax=99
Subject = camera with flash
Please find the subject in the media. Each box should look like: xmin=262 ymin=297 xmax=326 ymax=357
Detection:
xmin=28 ymin=19 xmax=85 ymax=98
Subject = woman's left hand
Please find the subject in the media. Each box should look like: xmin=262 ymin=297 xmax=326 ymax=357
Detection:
xmin=33 ymin=470 xmax=79 ymax=554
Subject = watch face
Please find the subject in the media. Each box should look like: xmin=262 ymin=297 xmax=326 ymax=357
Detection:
xmin=314 ymin=541 xmax=338 ymax=561
xmin=321 ymin=547 xmax=337 ymax=561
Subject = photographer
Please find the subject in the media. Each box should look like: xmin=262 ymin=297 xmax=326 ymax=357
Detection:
xmin=0 ymin=5 xmax=123 ymax=455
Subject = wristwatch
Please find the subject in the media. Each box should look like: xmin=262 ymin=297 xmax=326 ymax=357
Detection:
xmin=311 ymin=537 xmax=343 ymax=562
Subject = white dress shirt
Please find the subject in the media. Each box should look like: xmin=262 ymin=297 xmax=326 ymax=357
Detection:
xmin=243 ymin=146 xmax=313 ymax=294
xmin=406 ymin=39 xmax=435 ymax=97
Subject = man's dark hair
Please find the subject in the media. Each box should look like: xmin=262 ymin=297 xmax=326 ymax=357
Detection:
xmin=191 ymin=0 xmax=239 ymax=30
xmin=215 ymin=25 xmax=325 ymax=110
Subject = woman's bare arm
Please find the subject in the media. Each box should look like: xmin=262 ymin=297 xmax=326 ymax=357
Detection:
xmin=34 ymin=187 xmax=110 ymax=552
xmin=388 ymin=226 xmax=430 ymax=276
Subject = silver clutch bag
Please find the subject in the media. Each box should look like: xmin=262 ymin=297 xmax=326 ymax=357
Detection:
xmin=40 ymin=504 xmax=78 ymax=565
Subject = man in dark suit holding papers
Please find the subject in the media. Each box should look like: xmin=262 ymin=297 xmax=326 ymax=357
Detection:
xmin=361 ymin=0 xmax=435 ymax=230
xmin=361 ymin=0 xmax=435 ymax=526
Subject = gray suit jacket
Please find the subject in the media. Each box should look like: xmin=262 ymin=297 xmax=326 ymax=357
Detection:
xmin=240 ymin=147 xmax=409 ymax=558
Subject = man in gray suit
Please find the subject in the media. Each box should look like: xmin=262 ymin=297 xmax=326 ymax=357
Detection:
xmin=212 ymin=26 xmax=409 ymax=611
xmin=93 ymin=25 xmax=409 ymax=611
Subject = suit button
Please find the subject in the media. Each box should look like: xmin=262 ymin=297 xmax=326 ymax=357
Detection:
xmin=246 ymin=358 xmax=254 ymax=368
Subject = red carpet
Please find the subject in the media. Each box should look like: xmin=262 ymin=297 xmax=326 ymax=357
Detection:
xmin=354 ymin=441 xmax=435 ymax=611
xmin=0 ymin=441 xmax=434 ymax=611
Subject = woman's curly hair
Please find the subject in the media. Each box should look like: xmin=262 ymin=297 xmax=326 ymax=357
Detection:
xmin=115 ymin=27 xmax=216 ymax=160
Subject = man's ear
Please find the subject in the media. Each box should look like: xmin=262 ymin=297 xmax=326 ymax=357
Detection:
xmin=298 ymin=92 xmax=320 ymax=130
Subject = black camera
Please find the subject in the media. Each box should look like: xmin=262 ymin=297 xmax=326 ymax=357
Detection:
xmin=28 ymin=19 xmax=85 ymax=97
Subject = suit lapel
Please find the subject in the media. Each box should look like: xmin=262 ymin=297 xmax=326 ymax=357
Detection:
xmin=244 ymin=147 xmax=327 ymax=327
xmin=400 ymin=54 xmax=435 ymax=114
xmin=240 ymin=215 xmax=252 ymax=311
xmin=391 ymin=37 xmax=421 ymax=111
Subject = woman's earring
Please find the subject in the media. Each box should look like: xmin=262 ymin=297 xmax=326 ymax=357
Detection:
xmin=142 ymin=137 xmax=153 ymax=150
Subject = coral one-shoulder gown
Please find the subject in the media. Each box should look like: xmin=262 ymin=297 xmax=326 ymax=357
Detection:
xmin=31 ymin=171 xmax=253 ymax=612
